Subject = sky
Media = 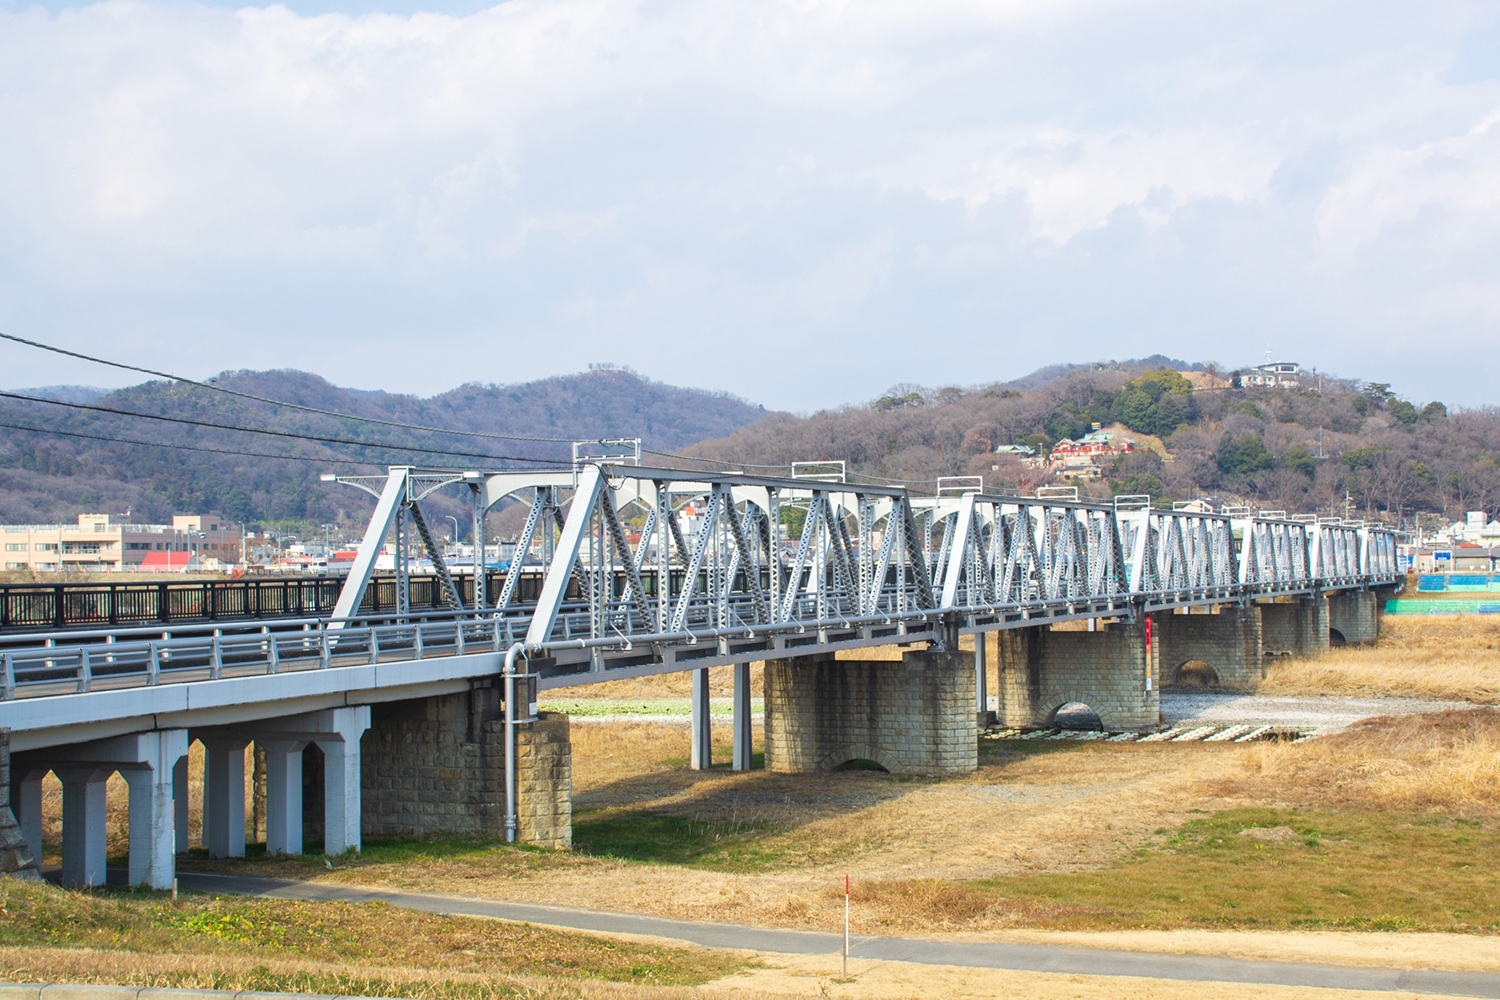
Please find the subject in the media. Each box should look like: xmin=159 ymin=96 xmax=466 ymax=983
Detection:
xmin=0 ymin=0 xmax=1497 ymax=412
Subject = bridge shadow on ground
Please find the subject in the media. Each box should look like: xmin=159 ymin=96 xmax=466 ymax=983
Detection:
xmin=567 ymin=721 xmax=1110 ymax=872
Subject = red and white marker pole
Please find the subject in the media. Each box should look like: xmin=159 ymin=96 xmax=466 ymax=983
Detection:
xmin=843 ymin=873 xmax=850 ymax=977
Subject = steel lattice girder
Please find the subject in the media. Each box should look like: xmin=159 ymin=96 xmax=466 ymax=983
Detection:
xmin=320 ymin=465 xmax=1401 ymax=673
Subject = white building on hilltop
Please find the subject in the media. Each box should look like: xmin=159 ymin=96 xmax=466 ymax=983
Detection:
xmin=1242 ymin=362 xmax=1302 ymax=389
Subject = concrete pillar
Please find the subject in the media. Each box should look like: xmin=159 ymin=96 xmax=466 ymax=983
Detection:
xmin=690 ymin=667 xmax=712 ymax=770
xmin=731 ymin=662 xmax=753 ymax=771
xmin=172 ymin=755 xmax=189 ymax=854
xmin=763 ymin=649 xmax=976 ymax=775
xmin=11 ymin=769 xmax=43 ymax=869
xmin=202 ymin=738 xmax=248 ymax=859
xmin=320 ymin=740 xmax=361 ymax=854
xmin=58 ymin=767 xmax=110 ymax=888
xmin=120 ymin=730 xmax=187 ymax=889
xmin=261 ymin=739 xmax=306 ymax=856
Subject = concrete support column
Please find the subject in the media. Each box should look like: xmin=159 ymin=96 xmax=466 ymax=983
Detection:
xmin=172 ymin=755 xmax=189 ymax=854
xmin=690 ymin=667 xmax=712 ymax=771
xmin=202 ymin=738 xmax=248 ymax=859
xmin=731 ymin=662 xmax=752 ymax=771
xmin=11 ymin=769 xmax=44 ymax=870
xmin=261 ymin=739 xmax=306 ymax=856
xmin=58 ymin=767 xmax=110 ymax=888
xmin=118 ymin=731 xmax=189 ymax=887
xmin=120 ymin=729 xmax=188 ymax=889
xmin=199 ymin=705 xmax=368 ymax=857
xmin=321 ymin=737 xmax=360 ymax=856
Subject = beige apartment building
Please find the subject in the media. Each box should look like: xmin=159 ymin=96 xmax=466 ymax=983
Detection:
xmin=0 ymin=513 xmax=241 ymax=572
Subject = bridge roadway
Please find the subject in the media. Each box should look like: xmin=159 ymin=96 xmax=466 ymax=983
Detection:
xmin=0 ymin=464 xmax=1400 ymax=888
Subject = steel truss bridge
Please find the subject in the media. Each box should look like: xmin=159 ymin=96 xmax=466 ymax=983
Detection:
xmin=0 ymin=464 xmax=1400 ymax=702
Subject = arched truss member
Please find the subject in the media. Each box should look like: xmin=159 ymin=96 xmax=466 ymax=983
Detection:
xmin=325 ymin=464 xmax=1401 ymax=684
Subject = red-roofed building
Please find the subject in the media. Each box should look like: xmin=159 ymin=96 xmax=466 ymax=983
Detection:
xmin=138 ymin=551 xmax=201 ymax=573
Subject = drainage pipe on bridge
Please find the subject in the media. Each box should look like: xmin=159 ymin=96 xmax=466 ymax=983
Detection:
xmin=503 ymin=641 xmax=524 ymax=843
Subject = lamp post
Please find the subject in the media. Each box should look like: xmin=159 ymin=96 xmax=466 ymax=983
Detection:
xmin=446 ymin=516 xmax=460 ymax=561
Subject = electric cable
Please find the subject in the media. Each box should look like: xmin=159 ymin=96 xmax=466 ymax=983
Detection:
xmin=0 ymin=330 xmax=579 ymax=443
xmin=0 ymin=391 xmax=574 ymax=465
xmin=0 ymin=420 xmax=380 ymax=464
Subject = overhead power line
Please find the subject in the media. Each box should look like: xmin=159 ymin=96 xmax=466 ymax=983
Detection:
xmin=0 ymin=330 xmax=579 ymax=443
xmin=0 ymin=391 xmax=572 ymax=466
xmin=0 ymin=420 xmax=377 ymax=465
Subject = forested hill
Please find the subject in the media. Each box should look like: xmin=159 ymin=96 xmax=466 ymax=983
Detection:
xmin=0 ymin=368 xmax=769 ymax=529
xmin=679 ymin=364 xmax=1500 ymax=525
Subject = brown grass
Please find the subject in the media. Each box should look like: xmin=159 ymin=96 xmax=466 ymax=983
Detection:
xmin=0 ymin=878 xmax=748 ymax=991
xmin=581 ymin=666 xmax=763 ymax=699
xmin=1230 ymin=708 xmax=1500 ymax=813
xmin=1261 ymin=614 xmax=1500 ymax=703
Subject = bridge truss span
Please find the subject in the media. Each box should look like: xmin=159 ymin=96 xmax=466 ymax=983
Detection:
xmin=323 ymin=464 xmax=1400 ymax=683
xmin=0 ymin=463 xmax=1401 ymax=701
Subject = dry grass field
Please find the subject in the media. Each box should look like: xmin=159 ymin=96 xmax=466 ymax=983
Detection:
xmin=1261 ymin=614 xmax=1500 ymax=703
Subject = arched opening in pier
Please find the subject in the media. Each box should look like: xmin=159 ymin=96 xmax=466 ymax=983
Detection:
xmin=1329 ymin=628 xmax=1348 ymax=647
xmin=835 ymin=758 xmax=891 ymax=773
xmin=1051 ymin=702 xmax=1103 ymax=731
xmin=1172 ymin=659 xmax=1220 ymax=688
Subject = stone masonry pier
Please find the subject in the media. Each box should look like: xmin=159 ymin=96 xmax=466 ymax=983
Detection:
xmin=1260 ymin=595 xmax=1331 ymax=657
xmin=993 ymin=620 xmax=1160 ymax=731
xmin=362 ymin=688 xmax=571 ymax=850
xmin=1328 ymin=590 xmax=1379 ymax=646
xmin=1155 ymin=606 xmax=1264 ymax=690
xmin=764 ymin=650 xmax=976 ymax=775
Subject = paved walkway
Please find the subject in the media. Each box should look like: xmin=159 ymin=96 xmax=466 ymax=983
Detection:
xmin=176 ymin=872 xmax=1500 ymax=997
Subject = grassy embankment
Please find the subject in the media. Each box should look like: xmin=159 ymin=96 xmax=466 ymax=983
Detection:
xmin=0 ymin=879 xmax=749 ymax=998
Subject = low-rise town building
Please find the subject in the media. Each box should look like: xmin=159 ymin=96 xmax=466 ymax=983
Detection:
xmin=0 ymin=513 xmax=240 ymax=573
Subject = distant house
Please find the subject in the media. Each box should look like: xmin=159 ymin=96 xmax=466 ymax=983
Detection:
xmin=993 ymin=444 xmax=1036 ymax=457
xmin=1242 ymin=362 xmax=1302 ymax=389
xmin=1046 ymin=426 xmax=1135 ymax=479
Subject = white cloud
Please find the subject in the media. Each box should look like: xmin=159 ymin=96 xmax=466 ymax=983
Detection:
xmin=0 ymin=0 xmax=1497 ymax=408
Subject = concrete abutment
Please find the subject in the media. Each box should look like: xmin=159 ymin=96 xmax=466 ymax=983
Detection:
xmin=0 ymin=729 xmax=39 ymax=880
